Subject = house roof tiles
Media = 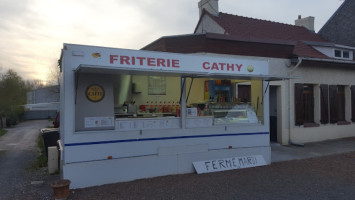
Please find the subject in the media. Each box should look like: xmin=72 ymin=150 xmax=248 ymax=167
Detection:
xmin=194 ymin=10 xmax=341 ymax=59
xmin=145 ymin=9 xmax=354 ymax=62
xmin=204 ymin=12 xmax=327 ymax=43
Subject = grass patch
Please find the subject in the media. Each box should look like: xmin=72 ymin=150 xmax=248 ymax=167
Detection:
xmin=0 ymin=129 xmax=7 ymax=137
xmin=29 ymin=132 xmax=48 ymax=170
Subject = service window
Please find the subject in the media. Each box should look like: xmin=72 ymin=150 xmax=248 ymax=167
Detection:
xmin=128 ymin=75 xmax=181 ymax=117
xmin=185 ymin=78 xmax=264 ymax=126
xmin=114 ymin=74 xmax=182 ymax=131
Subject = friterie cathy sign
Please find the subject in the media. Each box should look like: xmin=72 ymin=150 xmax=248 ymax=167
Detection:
xmin=108 ymin=52 xmax=268 ymax=75
xmin=86 ymin=84 xmax=105 ymax=102
xmin=76 ymin=45 xmax=269 ymax=76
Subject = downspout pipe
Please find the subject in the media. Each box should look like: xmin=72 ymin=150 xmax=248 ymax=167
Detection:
xmin=288 ymin=57 xmax=304 ymax=147
xmin=288 ymin=57 xmax=303 ymax=76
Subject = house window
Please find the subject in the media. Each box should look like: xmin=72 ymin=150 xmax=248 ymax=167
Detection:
xmin=343 ymin=51 xmax=350 ymax=58
xmin=329 ymin=85 xmax=345 ymax=123
xmin=295 ymin=84 xmax=314 ymax=125
xmin=334 ymin=50 xmax=341 ymax=58
xmin=351 ymin=86 xmax=355 ymax=123
xmin=334 ymin=49 xmax=352 ymax=60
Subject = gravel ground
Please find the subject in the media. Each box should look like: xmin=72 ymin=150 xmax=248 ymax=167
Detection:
xmin=2 ymin=120 xmax=354 ymax=200
xmin=8 ymin=161 xmax=59 ymax=200
xmin=64 ymin=151 xmax=355 ymax=200
xmin=3 ymin=150 xmax=355 ymax=200
xmin=0 ymin=120 xmax=59 ymax=200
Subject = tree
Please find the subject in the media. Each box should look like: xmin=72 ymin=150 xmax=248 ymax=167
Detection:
xmin=47 ymin=61 xmax=61 ymax=87
xmin=25 ymin=79 xmax=46 ymax=90
xmin=0 ymin=70 xmax=28 ymax=126
xmin=44 ymin=61 xmax=61 ymax=95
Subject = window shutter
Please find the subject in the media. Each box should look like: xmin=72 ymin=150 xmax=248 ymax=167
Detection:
xmin=329 ymin=85 xmax=337 ymax=123
xmin=336 ymin=86 xmax=345 ymax=122
xmin=303 ymin=84 xmax=314 ymax=123
xmin=320 ymin=84 xmax=329 ymax=124
xmin=294 ymin=83 xmax=304 ymax=125
xmin=352 ymin=86 xmax=355 ymax=122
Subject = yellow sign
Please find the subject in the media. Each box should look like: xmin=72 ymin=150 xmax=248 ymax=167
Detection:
xmin=86 ymin=84 xmax=105 ymax=102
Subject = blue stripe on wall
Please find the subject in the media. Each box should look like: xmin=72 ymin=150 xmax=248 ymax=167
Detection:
xmin=65 ymin=132 xmax=269 ymax=147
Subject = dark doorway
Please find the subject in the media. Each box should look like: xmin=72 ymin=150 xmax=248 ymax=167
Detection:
xmin=269 ymin=86 xmax=278 ymax=142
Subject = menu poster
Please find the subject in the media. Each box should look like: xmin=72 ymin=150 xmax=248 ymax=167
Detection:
xmin=85 ymin=116 xmax=114 ymax=128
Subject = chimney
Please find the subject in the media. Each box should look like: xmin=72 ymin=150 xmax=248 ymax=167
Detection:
xmin=198 ymin=0 xmax=219 ymax=17
xmin=295 ymin=15 xmax=315 ymax=32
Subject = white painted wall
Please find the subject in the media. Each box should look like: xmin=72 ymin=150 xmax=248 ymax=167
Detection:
xmin=295 ymin=16 xmax=315 ymax=32
xmin=198 ymin=0 xmax=219 ymax=17
xmin=205 ymin=53 xmax=355 ymax=145
xmin=195 ymin=14 xmax=226 ymax=34
xmin=313 ymin=46 xmax=354 ymax=60
xmin=287 ymin=65 xmax=355 ymax=143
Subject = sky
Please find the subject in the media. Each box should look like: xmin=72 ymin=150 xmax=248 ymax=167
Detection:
xmin=0 ymin=0 xmax=344 ymax=83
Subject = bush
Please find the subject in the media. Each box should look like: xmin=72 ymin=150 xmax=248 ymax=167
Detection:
xmin=0 ymin=129 xmax=7 ymax=137
xmin=29 ymin=132 xmax=48 ymax=170
xmin=5 ymin=106 xmax=25 ymax=127
xmin=0 ymin=70 xmax=28 ymax=127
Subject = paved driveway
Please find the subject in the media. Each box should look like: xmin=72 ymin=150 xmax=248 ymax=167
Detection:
xmin=0 ymin=120 xmax=53 ymax=200
xmin=271 ymin=137 xmax=355 ymax=162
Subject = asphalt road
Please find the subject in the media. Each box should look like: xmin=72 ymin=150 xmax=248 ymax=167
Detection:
xmin=0 ymin=120 xmax=52 ymax=200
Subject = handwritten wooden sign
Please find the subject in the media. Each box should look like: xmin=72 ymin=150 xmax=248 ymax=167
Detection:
xmin=193 ymin=155 xmax=267 ymax=174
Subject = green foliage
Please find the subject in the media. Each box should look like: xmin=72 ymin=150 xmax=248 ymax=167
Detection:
xmin=0 ymin=69 xmax=29 ymax=126
xmin=0 ymin=128 xmax=7 ymax=137
xmin=29 ymin=132 xmax=48 ymax=170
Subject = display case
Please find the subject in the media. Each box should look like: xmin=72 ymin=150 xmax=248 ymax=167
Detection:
xmin=211 ymin=104 xmax=258 ymax=124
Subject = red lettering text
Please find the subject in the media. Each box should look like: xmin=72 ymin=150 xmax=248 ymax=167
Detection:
xmin=110 ymin=55 xmax=118 ymax=64
xmin=109 ymin=55 xmax=181 ymax=69
xmin=120 ymin=56 xmax=130 ymax=65
xmin=211 ymin=63 xmax=219 ymax=70
xmin=227 ymin=64 xmax=234 ymax=71
xmin=202 ymin=62 xmax=243 ymax=72
xmin=157 ymin=58 xmax=165 ymax=67
xmin=203 ymin=62 xmax=210 ymax=69
xmin=136 ymin=57 xmax=146 ymax=65
xmin=172 ymin=60 xmax=180 ymax=68
xmin=219 ymin=63 xmax=226 ymax=71
xmin=131 ymin=56 xmax=136 ymax=65
xmin=147 ymin=58 xmax=155 ymax=66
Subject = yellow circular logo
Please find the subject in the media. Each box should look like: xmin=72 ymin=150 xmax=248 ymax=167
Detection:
xmin=247 ymin=65 xmax=254 ymax=72
xmin=86 ymin=84 xmax=105 ymax=102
